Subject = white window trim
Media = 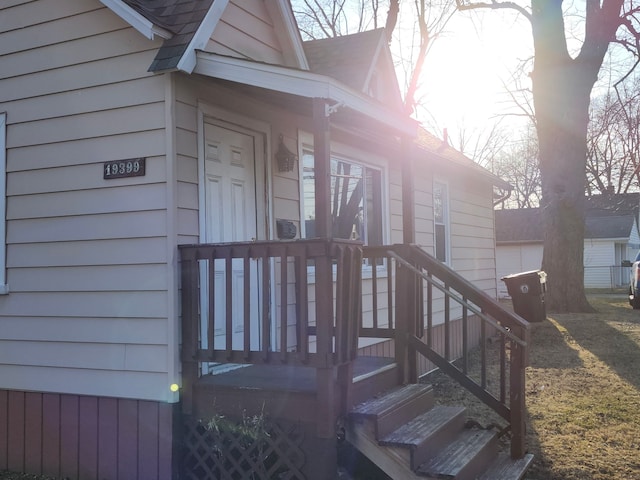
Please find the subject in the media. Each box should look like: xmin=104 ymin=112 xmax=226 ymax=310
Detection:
xmin=0 ymin=113 xmax=7 ymax=294
xmin=434 ymin=180 xmax=451 ymax=265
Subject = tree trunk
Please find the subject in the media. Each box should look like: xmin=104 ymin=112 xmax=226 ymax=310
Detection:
xmin=532 ymin=14 xmax=597 ymax=312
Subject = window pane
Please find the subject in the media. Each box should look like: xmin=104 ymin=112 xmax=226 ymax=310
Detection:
xmin=302 ymin=151 xmax=316 ymax=238
xmin=302 ymin=152 xmax=382 ymax=245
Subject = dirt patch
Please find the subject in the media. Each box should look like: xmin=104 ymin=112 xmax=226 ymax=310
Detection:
xmin=430 ymin=294 xmax=640 ymax=480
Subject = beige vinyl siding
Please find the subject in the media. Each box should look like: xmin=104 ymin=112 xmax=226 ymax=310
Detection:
xmin=0 ymin=0 xmax=175 ymax=402
xmin=206 ymin=0 xmax=285 ymax=65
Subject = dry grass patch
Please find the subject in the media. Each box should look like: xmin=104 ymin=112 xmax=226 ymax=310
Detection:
xmin=430 ymin=294 xmax=640 ymax=480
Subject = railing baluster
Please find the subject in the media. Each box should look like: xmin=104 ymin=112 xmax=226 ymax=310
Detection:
xmin=280 ymin=250 xmax=288 ymax=362
xmin=500 ymin=332 xmax=507 ymax=404
xmin=371 ymin=256 xmax=379 ymax=329
xmin=223 ymin=252 xmax=233 ymax=360
xmin=297 ymin=247 xmax=309 ymax=364
xmin=262 ymin=251 xmax=270 ymax=362
xmin=427 ymin=273 xmax=433 ymax=348
xmin=444 ymin=283 xmax=450 ymax=361
xmin=243 ymin=253 xmax=251 ymax=361
xmin=462 ymin=300 xmax=468 ymax=375
xmin=208 ymin=252 xmax=216 ymax=360
xmin=481 ymin=309 xmax=487 ymax=389
xmin=387 ymin=256 xmax=394 ymax=328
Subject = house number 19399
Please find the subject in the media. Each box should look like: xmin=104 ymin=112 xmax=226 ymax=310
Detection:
xmin=104 ymin=158 xmax=146 ymax=179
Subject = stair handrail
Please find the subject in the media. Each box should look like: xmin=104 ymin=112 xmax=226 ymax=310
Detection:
xmin=368 ymin=244 xmax=530 ymax=459
xmin=387 ymin=250 xmax=526 ymax=347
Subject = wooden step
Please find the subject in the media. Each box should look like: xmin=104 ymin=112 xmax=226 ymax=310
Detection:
xmin=477 ymin=453 xmax=534 ymax=480
xmin=415 ymin=428 xmax=498 ymax=480
xmin=380 ymin=405 xmax=466 ymax=470
xmin=350 ymin=383 xmax=434 ymax=438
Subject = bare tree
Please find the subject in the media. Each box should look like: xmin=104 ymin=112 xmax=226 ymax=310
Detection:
xmin=457 ymin=0 xmax=640 ymax=312
xmin=292 ymin=0 xmax=456 ymax=113
xmin=492 ymin=125 xmax=542 ymax=208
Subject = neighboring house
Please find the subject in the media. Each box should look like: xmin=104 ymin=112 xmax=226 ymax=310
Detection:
xmin=496 ymin=193 xmax=640 ymax=296
xmin=0 ymin=1 xmax=531 ymax=479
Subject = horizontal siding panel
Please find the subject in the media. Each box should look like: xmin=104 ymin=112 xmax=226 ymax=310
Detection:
xmin=4 ymin=76 xmax=165 ymax=124
xmin=177 ymin=209 xmax=198 ymax=237
xmin=0 ymin=28 xmax=152 ymax=81
xmin=7 ymin=158 xmax=166 ymax=195
xmin=0 ymin=342 xmax=167 ymax=373
xmin=0 ymin=8 xmax=126 ymax=57
xmin=0 ymin=317 xmax=167 ymax=344
xmin=177 ymin=182 xmax=198 ymax=210
xmin=7 ymin=264 xmax=168 ymax=292
xmin=7 ymin=183 xmax=167 ymax=220
xmin=176 ymin=128 xmax=197 ymax=158
xmin=7 ymin=211 xmax=167 ymax=243
xmin=174 ymin=101 xmax=197 ymax=133
xmin=0 ymin=291 xmax=168 ymax=318
xmin=7 ymin=103 xmax=165 ymax=148
xmin=210 ymin=23 xmax=282 ymax=65
xmin=177 ymin=156 xmax=198 ymax=183
xmin=7 ymin=130 xmax=165 ymax=172
xmin=0 ymin=50 xmax=157 ymax=103
xmin=7 ymin=238 xmax=167 ymax=267
xmin=450 ymin=235 xmax=494 ymax=249
xmin=0 ymin=365 xmax=171 ymax=402
xmin=0 ymin=0 xmax=98 ymax=34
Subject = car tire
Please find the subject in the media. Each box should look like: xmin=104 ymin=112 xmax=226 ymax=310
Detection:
xmin=632 ymin=290 xmax=640 ymax=310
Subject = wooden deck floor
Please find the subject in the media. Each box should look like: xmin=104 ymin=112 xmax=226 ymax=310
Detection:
xmin=196 ymin=356 xmax=396 ymax=392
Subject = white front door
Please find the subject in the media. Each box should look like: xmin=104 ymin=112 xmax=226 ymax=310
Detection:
xmin=200 ymin=119 xmax=262 ymax=352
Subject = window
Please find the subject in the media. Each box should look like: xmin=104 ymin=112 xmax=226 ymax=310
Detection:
xmin=0 ymin=113 xmax=7 ymax=294
xmin=301 ymin=149 xmax=383 ymax=246
xmin=434 ymin=181 xmax=449 ymax=263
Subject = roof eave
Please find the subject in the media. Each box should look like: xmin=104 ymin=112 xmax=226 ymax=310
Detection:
xmin=175 ymin=0 xmax=230 ymax=73
xmin=193 ymin=52 xmax=417 ymax=137
xmin=100 ymin=0 xmax=172 ymax=40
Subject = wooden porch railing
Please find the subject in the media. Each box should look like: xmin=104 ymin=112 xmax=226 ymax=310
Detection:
xmin=361 ymin=244 xmax=531 ymax=459
xmin=179 ymin=240 xmax=529 ymax=457
xmin=179 ymin=239 xmax=362 ymax=424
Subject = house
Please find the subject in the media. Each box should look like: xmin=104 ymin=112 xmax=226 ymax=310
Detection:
xmin=496 ymin=192 xmax=640 ymax=295
xmin=0 ymin=1 xmax=531 ymax=479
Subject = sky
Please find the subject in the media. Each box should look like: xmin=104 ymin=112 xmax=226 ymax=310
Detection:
xmin=404 ymin=8 xmax=535 ymax=141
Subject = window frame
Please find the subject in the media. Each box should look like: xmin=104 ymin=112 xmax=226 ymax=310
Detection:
xmin=433 ymin=180 xmax=450 ymax=264
xmin=0 ymin=113 xmax=7 ymax=294
xmin=297 ymin=131 xmax=389 ymax=247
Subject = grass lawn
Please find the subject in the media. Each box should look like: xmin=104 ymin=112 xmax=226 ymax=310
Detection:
xmin=431 ymin=293 xmax=640 ymax=480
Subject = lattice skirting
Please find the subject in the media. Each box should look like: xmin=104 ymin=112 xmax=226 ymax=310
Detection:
xmin=182 ymin=416 xmax=307 ymax=479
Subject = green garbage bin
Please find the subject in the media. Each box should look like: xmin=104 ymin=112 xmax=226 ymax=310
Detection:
xmin=501 ymin=270 xmax=547 ymax=322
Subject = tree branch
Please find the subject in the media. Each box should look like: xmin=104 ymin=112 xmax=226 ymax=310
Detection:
xmin=455 ymin=0 xmax=532 ymax=23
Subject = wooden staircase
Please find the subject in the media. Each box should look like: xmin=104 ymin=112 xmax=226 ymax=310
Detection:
xmin=346 ymin=384 xmax=534 ymax=479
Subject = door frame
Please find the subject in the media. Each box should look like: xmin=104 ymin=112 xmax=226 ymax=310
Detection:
xmin=197 ymin=102 xmax=273 ymax=243
xmin=196 ymin=102 xmax=278 ymax=350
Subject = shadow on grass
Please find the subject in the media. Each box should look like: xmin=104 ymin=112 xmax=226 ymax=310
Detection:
xmin=556 ymin=296 xmax=640 ymax=391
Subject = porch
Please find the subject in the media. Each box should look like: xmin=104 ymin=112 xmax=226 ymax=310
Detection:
xmin=179 ymin=239 xmax=532 ymax=479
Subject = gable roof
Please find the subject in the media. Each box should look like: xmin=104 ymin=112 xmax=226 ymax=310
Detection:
xmin=496 ymin=193 xmax=640 ymax=244
xmin=304 ymin=29 xmax=383 ymax=90
xmin=415 ymin=128 xmax=511 ymax=189
xmin=104 ymin=0 xmax=307 ymax=72
xmin=303 ymin=29 xmax=403 ymax=109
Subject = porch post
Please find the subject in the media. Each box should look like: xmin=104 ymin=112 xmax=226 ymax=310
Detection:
xmin=401 ymin=137 xmax=415 ymax=244
xmin=399 ymin=138 xmax=418 ymax=383
xmin=311 ymin=99 xmax=336 ymax=458
xmin=312 ymin=97 xmax=332 ymax=239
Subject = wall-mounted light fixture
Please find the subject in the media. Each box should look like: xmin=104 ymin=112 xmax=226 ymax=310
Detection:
xmin=275 ymin=134 xmax=298 ymax=172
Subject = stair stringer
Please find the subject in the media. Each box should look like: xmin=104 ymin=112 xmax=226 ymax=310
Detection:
xmin=345 ymin=415 xmax=425 ymax=480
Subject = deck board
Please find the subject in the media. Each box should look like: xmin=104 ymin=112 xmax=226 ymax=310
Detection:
xmin=197 ymin=356 xmax=395 ymax=392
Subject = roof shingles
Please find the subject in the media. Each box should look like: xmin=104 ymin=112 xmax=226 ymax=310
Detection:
xmin=123 ymin=0 xmax=215 ymax=71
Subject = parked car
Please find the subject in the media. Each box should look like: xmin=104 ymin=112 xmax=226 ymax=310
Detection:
xmin=629 ymin=251 xmax=640 ymax=309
